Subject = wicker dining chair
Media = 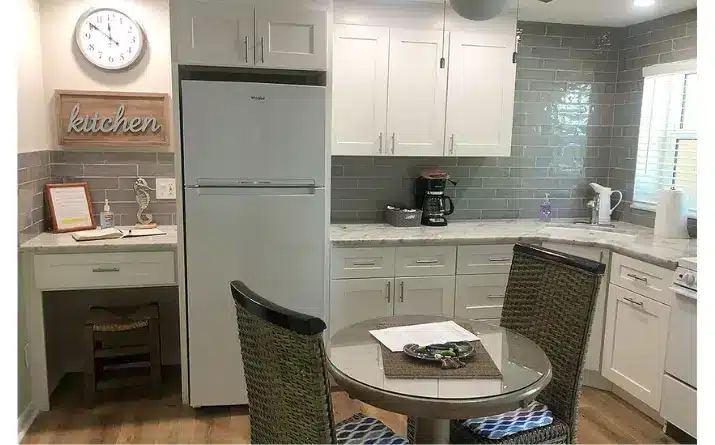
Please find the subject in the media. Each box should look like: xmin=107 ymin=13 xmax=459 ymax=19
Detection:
xmin=230 ymin=280 xmax=407 ymax=444
xmin=449 ymin=243 xmax=606 ymax=445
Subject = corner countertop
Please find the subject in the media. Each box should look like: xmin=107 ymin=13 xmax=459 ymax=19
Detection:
xmin=330 ymin=219 xmax=696 ymax=270
xmin=19 ymin=226 xmax=178 ymax=254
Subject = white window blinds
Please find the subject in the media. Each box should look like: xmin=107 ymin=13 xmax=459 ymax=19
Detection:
xmin=633 ymin=60 xmax=697 ymax=216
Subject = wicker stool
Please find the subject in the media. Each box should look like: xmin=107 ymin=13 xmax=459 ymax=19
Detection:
xmin=84 ymin=303 xmax=162 ymax=406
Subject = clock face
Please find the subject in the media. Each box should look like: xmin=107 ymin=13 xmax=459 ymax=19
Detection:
xmin=75 ymin=8 xmax=145 ymax=71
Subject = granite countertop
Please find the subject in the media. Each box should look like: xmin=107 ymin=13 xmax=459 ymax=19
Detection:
xmin=19 ymin=226 xmax=178 ymax=254
xmin=330 ymin=219 xmax=697 ymax=270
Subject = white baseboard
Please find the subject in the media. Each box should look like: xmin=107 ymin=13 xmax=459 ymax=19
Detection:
xmin=583 ymin=370 xmax=614 ymax=391
xmin=612 ymin=385 xmax=664 ymax=425
xmin=18 ymin=401 xmax=39 ymax=443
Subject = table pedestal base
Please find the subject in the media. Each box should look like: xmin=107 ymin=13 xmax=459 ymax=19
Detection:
xmin=409 ymin=417 xmax=451 ymax=444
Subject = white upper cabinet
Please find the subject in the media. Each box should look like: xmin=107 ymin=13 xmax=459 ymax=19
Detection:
xmin=173 ymin=0 xmax=254 ymax=67
xmin=172 ymin=0 xmax=327 ymax=71
xmin=386 ymin=29 xmax=448 ymax=156
xmin=255 ymin=7 xmax=328 ymax=70
xmin=445 ymin=31 xmax=516 ymax=157
xmin=332 ymin=25 xmax=390 ymax=156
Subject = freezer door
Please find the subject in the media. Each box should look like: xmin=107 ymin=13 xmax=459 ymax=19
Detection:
xmin=181 ymin=80 xmax=326 ymax=186
xmin=184 ymin=186 xmax=326 ymax=407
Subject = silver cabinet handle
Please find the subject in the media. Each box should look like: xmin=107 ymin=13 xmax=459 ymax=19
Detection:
xmin=415 ymin=259 xmax=439 ymax=264
xmin=487 ymin=295 xmax=505 ymax=299
xmin=92 ymin=267 xmax=120 ymax=273
xmin=489 ymin=257 xmax=512 ymax=262
xmin=244 ymin=36 xmax=249 ymax=63
xmin=623 ymin=296 xmax=644 ymax=307
xmin=378 ymin=132 xmax=383 ymax=154
xmin=386 ymin=281 xmax=391 ymax=303
xmin=400 ymin=281 xmax=405 ymax=302
xmin=627 ymin=273 xmax=648 ymax=283
xmin=261 ymin=36 xmax=265 ymax=63
xmin=391 ymin=133 xmax=396 ymax=154
xmin=353 ymin=260 xmax=376 ymax=267
xmin=450 ymin=133 xmax=455 ymax=155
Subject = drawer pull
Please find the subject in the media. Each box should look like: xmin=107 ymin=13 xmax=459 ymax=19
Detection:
xmin=489 ymin=257 xmax=512 ymax=262
xmin=353 ymin=260 xmax=377 ymax=267
xmin=92 ymin=267 xmax=120 ymax=273
xmin=400 ymin=281 xmax=405 ymax=302
xmin=627 ymin=273 xmax=648 ymax=284
xmin=487 ymin=295 xmax=505 ymax=299
xmin=415 ymin=259 xmax=440 ymax=264
xmin=386 ymin=281 xmax=391 ymax=303
xmin=623 ymin=296 xmax=644 ymax=307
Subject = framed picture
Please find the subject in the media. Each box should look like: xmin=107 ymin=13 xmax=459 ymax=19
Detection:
xmin=45 ymin=183 xmax=95 ymax=233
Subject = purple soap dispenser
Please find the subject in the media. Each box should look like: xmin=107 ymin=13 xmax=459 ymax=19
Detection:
xmin=539 ymin=193 xmax=552 ymax=222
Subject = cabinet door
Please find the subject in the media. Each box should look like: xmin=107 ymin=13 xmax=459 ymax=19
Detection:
xmin=602 ymin=284 xmax=670 ymax=410
xmin=542 ymin=243 xmax=608 ymax=373
xmin=445 ymin=31 xmax=515 ymax=157
xmin=394 ymin=276 xmax=455 ymax=317
xmin=386 ymin=29 xmax=448 ymax=156
xmin=255 ymin=8 xmax=327 ymax=70
xmin=330 ymin=278 xmax=394 ymax=339
xmin=332 ymin=25 xmax=389 ymax=156
xmin=173 ymin=0 xmax=254 ymax=67
xmin=455 ymin=274 xmax=509 ymax=320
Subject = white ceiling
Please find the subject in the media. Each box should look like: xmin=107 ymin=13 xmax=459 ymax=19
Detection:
xmin=512 ymin=0 xmax=697 ymax=27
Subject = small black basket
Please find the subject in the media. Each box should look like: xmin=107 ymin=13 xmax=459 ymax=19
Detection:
xmin=386 ymin=207 xmax=422 ymax=227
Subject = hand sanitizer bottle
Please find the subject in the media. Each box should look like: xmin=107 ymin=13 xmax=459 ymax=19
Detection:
xmin=539 ymin=193 xmax=552 ymax=222
xmin=100 ymin=198 xmax=115 ymax=229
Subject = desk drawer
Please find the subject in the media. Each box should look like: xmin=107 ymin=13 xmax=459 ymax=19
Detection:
xmin=395 ymin=246 xmax=456 ymax=277
xmin=457 ymin=245 xmax=514 ymax=275
xmin=34 ymin=252 xmax=177 ymax=290
xmin=331 ymin=247 xmax=395 ymax=279
xmin=611 ymin=253 xmax=672 ymax=306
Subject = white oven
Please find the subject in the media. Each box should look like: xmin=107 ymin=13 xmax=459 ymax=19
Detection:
xmin=660 ymin=257 xmax=697 ymax=438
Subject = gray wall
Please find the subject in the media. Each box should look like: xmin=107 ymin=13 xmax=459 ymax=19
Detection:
xmin=610 ymin=9 xmax=697 ymax=227
xmin=332 ymin=21 xmax=619 ymax=223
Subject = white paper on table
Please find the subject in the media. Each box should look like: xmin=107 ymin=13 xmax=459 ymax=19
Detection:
xmin=369 ymin=321 xmax=479 ymax=352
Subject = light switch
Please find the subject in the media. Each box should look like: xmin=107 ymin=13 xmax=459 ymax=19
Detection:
xmin=156 ymin=178 xmax=176 ymax=200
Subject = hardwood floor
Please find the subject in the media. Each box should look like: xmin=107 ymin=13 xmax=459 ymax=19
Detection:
xmin=23 ymin=370 xmax=677 ymax=444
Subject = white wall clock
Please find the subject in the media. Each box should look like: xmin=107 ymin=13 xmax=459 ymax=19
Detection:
xmin=75 ymin=7 xmax=146 ymax=71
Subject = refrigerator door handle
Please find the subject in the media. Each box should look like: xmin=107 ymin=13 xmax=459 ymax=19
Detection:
xmin=190 ymin=179 xmax=319 ymax=189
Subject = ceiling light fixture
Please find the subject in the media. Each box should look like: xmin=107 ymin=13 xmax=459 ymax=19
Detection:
xmin=634 ymin=0 xmax=655 ymax=7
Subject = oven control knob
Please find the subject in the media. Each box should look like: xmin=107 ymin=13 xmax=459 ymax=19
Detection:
xmin=682 ymin=272 xmax=696 ymax=286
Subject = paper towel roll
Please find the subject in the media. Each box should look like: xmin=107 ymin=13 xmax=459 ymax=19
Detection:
xmin=654 ymin=188 xmax=689 ymax=239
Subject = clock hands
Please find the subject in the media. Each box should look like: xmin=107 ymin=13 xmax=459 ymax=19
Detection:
xmin=89 ymin=22 xmax=119 ymax=46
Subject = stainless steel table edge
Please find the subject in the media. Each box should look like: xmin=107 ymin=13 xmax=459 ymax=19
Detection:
xmin=329 ymin=361 xmax=553 ymax=420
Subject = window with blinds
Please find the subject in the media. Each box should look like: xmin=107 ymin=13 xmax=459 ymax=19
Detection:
xmin=633 ymin=60 xmax=697 ymax=216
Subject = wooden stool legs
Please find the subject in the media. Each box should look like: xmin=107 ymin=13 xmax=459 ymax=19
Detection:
xmin=148 ymin=317 xmax=162 ymax=398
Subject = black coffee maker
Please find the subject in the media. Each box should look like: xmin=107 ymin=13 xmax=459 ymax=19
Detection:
xmin=415 ymin=170 xmax=455 ymax=226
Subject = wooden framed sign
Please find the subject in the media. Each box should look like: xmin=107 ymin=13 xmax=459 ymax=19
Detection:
xmin=55 ymin=90 xmax=170 ymax=148
xmin=45 ymin=183 xmax=96 ymax=233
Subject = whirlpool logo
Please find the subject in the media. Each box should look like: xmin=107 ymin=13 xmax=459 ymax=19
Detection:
xmin=250 ymin=96 xmax=266 ymax=101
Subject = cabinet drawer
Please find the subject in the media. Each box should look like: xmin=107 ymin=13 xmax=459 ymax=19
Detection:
xmin=611 ymin=253 xmax=672 ymax=306
xmin=457 ymin=244 xmax=514 ymax=275
xmin=661 ymin=374 xmax=697 ymax=438
xmin=395 ymin=246 xmax=456 ymax=277
xmin=455 ymin=274 xmax=509 ymax=320
xmin=34 ymin=252 xmax=176 ymax=290
xmin=331 ymin=247 xmax=395 ymax=279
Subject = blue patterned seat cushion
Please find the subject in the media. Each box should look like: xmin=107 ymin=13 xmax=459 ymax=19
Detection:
xmin=335 ymin=413 xmax=408 ymax=444
xmin=462 ymin=401 xmax=554 ymax=440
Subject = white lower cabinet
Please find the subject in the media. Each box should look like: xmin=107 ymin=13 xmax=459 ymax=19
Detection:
xmin=602 ymin=283 xmax=671 ymax=410
xmin=394 ymin=276 xmax=455 ymax=317
xmin=454 ymin=274 xmax=508 ymax=320
xmin=330 ymin=278 xmax=394 ymax=339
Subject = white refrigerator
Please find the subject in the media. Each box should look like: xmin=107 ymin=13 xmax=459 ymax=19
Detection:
xmin=180 ymin=80 xmax=327 ymax=407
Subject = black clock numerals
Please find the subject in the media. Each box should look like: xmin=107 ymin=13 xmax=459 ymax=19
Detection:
xmin=88 ymin=43 xmax=94 ymax=51
xmin=98 ymin=51 xmax=103 ymax=59
xmin=84 ymin=32 xmax=91 ymax=39
xmin=120 ymin=54 xmax=125 ymax=62
xmin=95 ymin=15 xmax=103 ymax=23
xmin=108 ymin=56 xmax=114 ymax=63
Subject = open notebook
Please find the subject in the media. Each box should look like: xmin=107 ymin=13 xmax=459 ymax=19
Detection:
xmin=71 ymin=227 xmax=166 ymax=241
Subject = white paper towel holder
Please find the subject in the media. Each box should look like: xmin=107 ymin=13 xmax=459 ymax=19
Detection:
xmin=653 ymin=187 xmax=689 ymax=239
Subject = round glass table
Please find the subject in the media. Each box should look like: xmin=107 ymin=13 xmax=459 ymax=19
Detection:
xmin=328 ymin=315 xmax=552 ymax=444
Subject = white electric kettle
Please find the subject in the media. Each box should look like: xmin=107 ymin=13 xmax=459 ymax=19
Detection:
xmin=590 ymin=183 xmax=623 ymax=225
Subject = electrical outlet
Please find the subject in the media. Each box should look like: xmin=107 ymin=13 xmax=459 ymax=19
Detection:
xmin=156 ymin=178 xmax=176 ymax=200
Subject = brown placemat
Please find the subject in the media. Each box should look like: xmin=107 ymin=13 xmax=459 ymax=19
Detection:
xmin=379 ymin=322 xmax=502 ymax=379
